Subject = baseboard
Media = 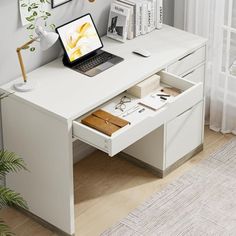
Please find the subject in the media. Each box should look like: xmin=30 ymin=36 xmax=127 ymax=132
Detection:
xmin=119 ymin=144 xmax=203 ymax=178
xmin=162 ymin=144 xmax=203 ymax=177
xmin=14 ymin=206 xmax=74 ymax=236
xmin=118 ymin=152 xmax=164 ymax=178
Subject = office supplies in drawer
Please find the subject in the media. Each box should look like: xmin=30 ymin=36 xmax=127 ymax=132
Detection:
xmin=73 ymin=71 xmax=203 ymax=157
xmin=81 ymin=109 xmax=129 ymax=136
xmin=127 ymin=74 xmax=161 ymax=98
xmin=167 ymin=46 xmax=206 ymax=76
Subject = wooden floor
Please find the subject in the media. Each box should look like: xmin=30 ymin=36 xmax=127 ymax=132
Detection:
xmin=0 ymin=127 xmax=233 ymax=236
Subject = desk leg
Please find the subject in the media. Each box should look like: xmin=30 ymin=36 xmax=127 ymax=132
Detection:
xmin=1 ymin=98 xmax=75 ymax=235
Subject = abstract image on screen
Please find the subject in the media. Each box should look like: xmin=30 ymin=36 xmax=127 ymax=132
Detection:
xmin=57 ymin=15 xmax=102 ymax=62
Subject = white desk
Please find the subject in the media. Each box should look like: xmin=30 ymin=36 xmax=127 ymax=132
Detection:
xmin=0 ymin=25 xmax=207 ymax=235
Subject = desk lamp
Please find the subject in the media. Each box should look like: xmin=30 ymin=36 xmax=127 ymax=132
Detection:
xmin=15 ymin=26 xmax=58 ymax=92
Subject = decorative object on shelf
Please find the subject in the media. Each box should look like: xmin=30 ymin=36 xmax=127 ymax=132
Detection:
xmin=51 ymin=0 xmax=72 ymax=8
xmin=19 ymin=0 xmax=54 ymax=52
xmin=15 ymin=26 xmax=58 ymax=92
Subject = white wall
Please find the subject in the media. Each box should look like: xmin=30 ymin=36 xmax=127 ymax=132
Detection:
xmin=174 ymin=0 xmax=185 ymax=29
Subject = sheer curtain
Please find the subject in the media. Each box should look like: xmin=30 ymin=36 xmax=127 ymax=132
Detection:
xmin=175 ymin=0 xmax=236 ymax=135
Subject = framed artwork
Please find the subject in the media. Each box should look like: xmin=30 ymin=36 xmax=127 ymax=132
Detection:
xmin=51 ymin=0 xmax=72 ymax=8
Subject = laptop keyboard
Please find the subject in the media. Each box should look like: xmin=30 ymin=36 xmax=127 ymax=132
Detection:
xmin=75 ymin=52 xmax=114 ymax=72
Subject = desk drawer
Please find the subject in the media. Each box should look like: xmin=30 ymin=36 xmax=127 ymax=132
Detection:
xmin=168 ymin=46 xmax=206 ymax=76
xmin=181 ymin=64 xmax=205 ymax=83
xmin=73 ymin=72 xmax=203 ymax=157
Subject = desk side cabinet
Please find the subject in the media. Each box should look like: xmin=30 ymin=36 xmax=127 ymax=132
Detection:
xmin=123 ymin=46 xmax=206 ymax=176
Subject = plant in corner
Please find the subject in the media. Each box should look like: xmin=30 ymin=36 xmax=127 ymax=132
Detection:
xmin=0 ymin=93 xmax=28 ymax=236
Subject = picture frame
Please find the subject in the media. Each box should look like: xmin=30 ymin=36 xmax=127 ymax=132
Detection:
xmin=51 ymin=0 xmax=72 ymax=8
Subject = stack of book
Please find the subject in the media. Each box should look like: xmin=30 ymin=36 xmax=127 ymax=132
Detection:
xmin=107 ymin=0 xmax=163 ymax=42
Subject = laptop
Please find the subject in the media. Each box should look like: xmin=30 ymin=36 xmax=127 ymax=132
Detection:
xmin=56 ymin=14 xmax=124 ymax=77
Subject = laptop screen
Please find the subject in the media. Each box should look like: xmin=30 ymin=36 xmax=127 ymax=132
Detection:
xmin=56 ymin=14 xmax=103 ymax=63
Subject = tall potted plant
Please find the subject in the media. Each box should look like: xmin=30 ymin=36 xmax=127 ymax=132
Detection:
xmin=0 ymin=93 xmax=27 ymax=236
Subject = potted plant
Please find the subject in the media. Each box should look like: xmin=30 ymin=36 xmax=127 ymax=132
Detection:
xmin=0 ymin=93 xmax=28 ymax=236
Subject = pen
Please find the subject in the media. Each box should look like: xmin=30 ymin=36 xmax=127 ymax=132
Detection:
xmin=156 ymin=94 xmax=170 ymax=97
xmin=160 ymin=96 xmax=167 ymax=100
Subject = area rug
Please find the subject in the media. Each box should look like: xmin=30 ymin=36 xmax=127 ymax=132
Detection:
xmin=101 ymin=138 xmax=236 ymax=235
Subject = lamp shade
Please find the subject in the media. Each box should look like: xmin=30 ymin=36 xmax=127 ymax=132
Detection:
xmin=35 ymin=26 xmax=59 ymax=51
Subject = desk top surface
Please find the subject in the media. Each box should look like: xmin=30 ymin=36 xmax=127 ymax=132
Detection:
xmin=1 ymin=25 xmax=207 ymax=122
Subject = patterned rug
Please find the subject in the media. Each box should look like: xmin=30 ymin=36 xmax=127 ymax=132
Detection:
xmin=101 ymin=138 xmax=236 ymax=235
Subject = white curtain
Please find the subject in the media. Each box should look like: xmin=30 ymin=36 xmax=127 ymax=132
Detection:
xmin=175 ymin=0 xmax=236 ymax=135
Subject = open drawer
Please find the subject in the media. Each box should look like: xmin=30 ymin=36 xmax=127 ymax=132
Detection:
xmin=73 ymin=71 xmax=203 ymax=156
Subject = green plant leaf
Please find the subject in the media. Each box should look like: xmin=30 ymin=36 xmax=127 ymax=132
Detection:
xmin=21 ymin=3 xmax=27 ymax=7
xmin=50 ymin=24 xmax=56 ymax=30
xmin=26 ymin=16 xmax=35 ymax=22
xmin=0 ymin=186 xmax=27 ymax=209
xmin=30 ymin=47 xmax=36 ymax=52
xmin=27 ymin=24 xmax=35 ymax=30
xmin=0 ymin=219 xmax=14 ymax=236
xmin=30 ymin=3 xmax=39 ymax=7
xmin=45 ymin=12 xmax=51 ymax=16
xmin=33 ymin=11 xmax=38 ymax=16
xmin=0 ymin=151 xmax=27 ymax=179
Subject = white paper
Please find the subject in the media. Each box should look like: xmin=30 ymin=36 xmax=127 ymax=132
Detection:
xmin=139 ymin=94 xmax=167 ymax=110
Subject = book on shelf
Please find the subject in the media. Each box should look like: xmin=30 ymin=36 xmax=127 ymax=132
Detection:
xmin=156 ymin=0 xmax=163 ymax=29
xmin=133 ymin=0 xmax=142 ymax=36
xmin=116 ymin=0 xmax=135 ymax=39
xmin=107 ymin=0 xmax=163 ymax=41
xmin=117 ymin=0 xmax=143 ymax=37
xmin=148 ymin=0 xmax=156 ymax=31
xmin=141 ymin=0 xmax=148 ymax=34
xmin=107 ymin=3 xmax=130 ymax=42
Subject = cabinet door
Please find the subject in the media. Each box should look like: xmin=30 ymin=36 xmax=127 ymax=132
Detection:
xmin=165 ymin=101 xmax=203 ymax=168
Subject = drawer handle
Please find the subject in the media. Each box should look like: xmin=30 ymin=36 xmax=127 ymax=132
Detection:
xmin=182 ymin=69 xmax=195 ymax=78
xmin=178 ymin=52 xmax=195 ymax=61
xmin=177 ymin=107 xmax=192 ymax=117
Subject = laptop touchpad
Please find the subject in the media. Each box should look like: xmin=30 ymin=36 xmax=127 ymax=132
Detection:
xmin=96 ymin=62 xmax=114 ymax=71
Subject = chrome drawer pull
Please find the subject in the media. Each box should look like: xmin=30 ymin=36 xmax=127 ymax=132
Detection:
xmin=182 ymin=70 xmax=195 ymax=78
xmin=178 ymin=51 xmax=195 ymax=61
